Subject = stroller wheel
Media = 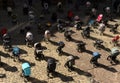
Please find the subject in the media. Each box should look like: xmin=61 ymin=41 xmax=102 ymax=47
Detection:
xmin=77 ymin=49 xmax=82 ymax=53
xmin=107 ymin=56 xmax=111 ymax=61
xmin=65 ymin=38 xmax=70 ymax=41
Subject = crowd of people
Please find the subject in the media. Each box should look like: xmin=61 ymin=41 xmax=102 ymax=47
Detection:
xmin=0 ymin=0 xmax=120 ymax=82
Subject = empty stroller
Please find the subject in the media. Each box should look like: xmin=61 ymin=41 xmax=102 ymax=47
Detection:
xmin=64 ymin=30 xmax=72 ymax=41
xmin=107 ymin=47 xmax=120 ymax=64
xmin=21 ymin=62 xmax=31 ymax=81
xmin=47 ymin=58 xmax=56 ymax=77
xmin=56 ymin=41 xmax=65 ymax=55
xmin=2 ymin=33 xmax=12 ymax=51
xmin=12 ymin=47 xmax=20 ymax=62
xmin=110 ymin=24 xmax=119 ymax=34
xmin=93 ymin=39 xmax=104 ymax=49
xmin=81 ymin=26 xmax=90 ymax=38
xmin=77 ymin=41 xmax=86 ymax=52
xmin=90 ymin=52 xmax=101 ymax=67
xmin=25 ymin=31 xmax=33 ymax=47
xmin=74 ymin=21 xmax=83 ymax=30
xmin=64 ymin=55 xmax=75 ymax=71
xmin=34 ymin=49 xmax=44 ymax=61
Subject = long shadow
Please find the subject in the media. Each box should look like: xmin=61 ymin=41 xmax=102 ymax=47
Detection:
xmin=26 ymin=77 xmax=47 ymax=83
xmin=0 ymin=51 xmax=11 ymax=58
xmin=19 ymin=48 xmax=28 ymax=55
xmin=98 ymin=63 xmax=117 ymax=73
xmin=44 ymin=56 xmax=59 ymax=62
xmin=73 ymin=67 xmax=92 ymax=77
xmin=19 ymin=59 xmax=36 ymax=67
xmin=52 ymin=72 xmax=74 ymax=82
xmin=100 ymin=46 xmax=111 ymax=52
xmin=62 ymin=51 xmax=72 ymax=56
xmin=49 ymin=40 xmax=59 ymax=46
xmin=89 ymin=36 xmax=99 ymax=41
xmin=103 ymin=33 xmax=114 ymax=38
xmin=85 ymin=49 xmax=93 ymax=55
xmin=71 ymin=38 xmax=82 ymax=43
xmin=1 ymin=62 xmax=18 ymax=72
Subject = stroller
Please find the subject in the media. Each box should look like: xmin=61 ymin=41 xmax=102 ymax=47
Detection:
xmin=2 ymin=33 xmax=12 ymax=51
xmin=110 ymin=24 xmax=119 ymax=34
xmin=107 ymin=47 xmax=120 ymax=65
xmin=56 ymin=41 xmax=65 ymax=55
xmin=64 ymin=30 xmax=72 ymax=41
xmin=34 ymin=49 xmax=44 ymax=61
xmin=74 ymin=21 xmax=83 ymax=30
xmin=64 ymin=55 xmax=75 ymax=71
xmin=77 ymin=41 xmax=86 ymax=52
xmin=47 ymin=58 xmax=56 ymax=77
xmin=12 ymin=47 xmax=20 ymax=62
xmin=25 ymin=32 xmax=33 ymax=47
xmin=57 ymin=24 xmax=65 ymax=33
xmin=21 ymin=62 xmax=31 ymax=81
xmin=90 ymin=52 xmax=101 ymax=67
xmin=93 ymin=39 xmax=104 ymax=50
xmin=81 ymin=26 xmax=90 ymax=38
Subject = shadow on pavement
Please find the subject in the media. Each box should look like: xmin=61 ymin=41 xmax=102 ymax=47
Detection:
xmin=71 ymin=38 xmax=82 ymax=43
xmin=26 ymin=77 xmax=47 ymax=83
xmin=98 ymin=63 xmax=117 ymax=73
xmin=0 ymin=51 xmax=11 ymax=58
xmin=89 ymin=36 xmax=99 ymax=41
xmin=103 ymin=33 xmax=114 ymax=38
xmin=1 ymin=62 xmax=18 ymax=72
xmin=85 ymin=49 xmax=93 ymax=55
xmin=19 ymin=59 xmax=36 ymax=67
xmin=62 ymin=51 xmax=72 ymax=56
xmin=73 ymin=67 xmax=92 ymax=77
xmin=44 ymin=56 xmax=59 ymax=62
xmin=52 ymin=71 xmax=74 ymax=82
xmin=20 ymin=48 xmax=28 ymax=55
xmin=49 ymin=40 xmax=59 ymax=46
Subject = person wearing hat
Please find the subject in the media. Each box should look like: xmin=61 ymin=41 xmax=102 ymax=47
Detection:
xmin=64 ymin=55 xmax=75 ymax=71
xmin=90 ymin=52 xmax=101 ymax=67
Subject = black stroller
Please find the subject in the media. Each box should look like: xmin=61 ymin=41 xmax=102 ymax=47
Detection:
xmin=93 ymin=39 xmax=104 ymax=50
xmin=81 ymin=26 xmax=90 ymax=38
xmin=47 ymin=58 xmax=56 ymax=77
xmin=64 ymin=30 xmax=72 ymax=41
xmin=34 ymin=42 xmax=44 ymax=61
xmin=77 ymin=41 xmax=86 ymax=52
xmin=56 ymin=41 xmax=65 ymax=55
xmin=2 ymin=33 xmax=12 ymax=51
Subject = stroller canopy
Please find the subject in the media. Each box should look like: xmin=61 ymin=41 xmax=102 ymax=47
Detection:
xmin=22 ymin=63 xmax=31 ymax=76
xmin=111 ymin=47 xmax=119 ymax=54
xmin=13 ymin=47 xmax=20 ymax=55
xmin=93 ymin=52 xmax=100 ymax=57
